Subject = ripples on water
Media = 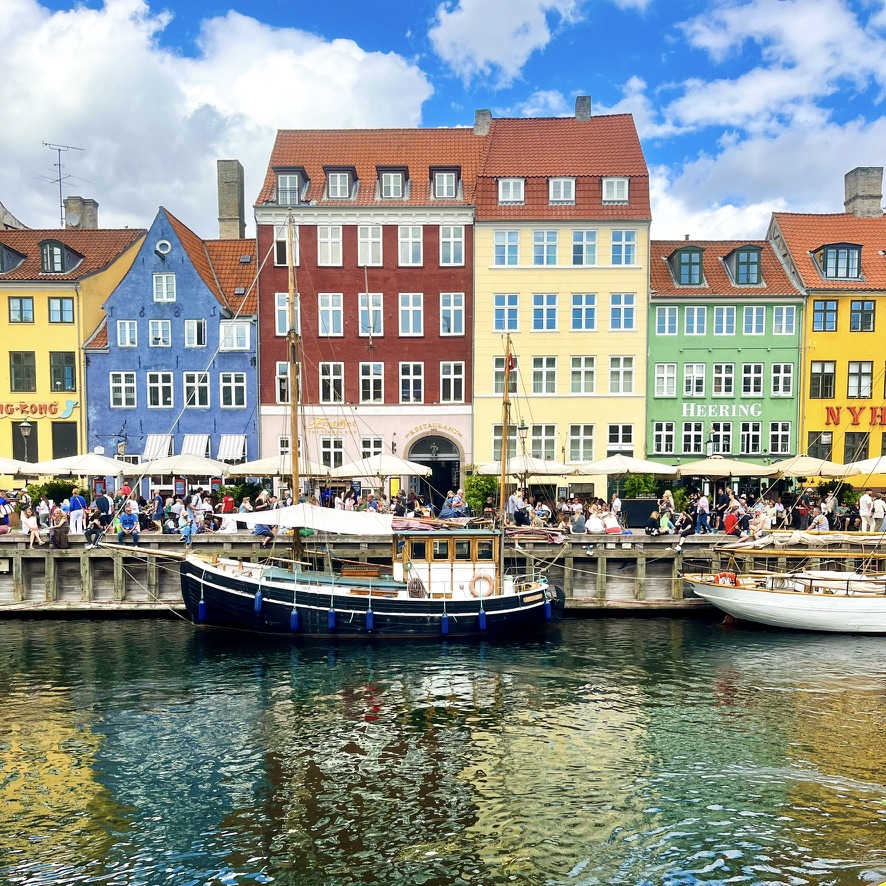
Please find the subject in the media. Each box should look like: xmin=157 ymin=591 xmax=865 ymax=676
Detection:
xmin=0 ymin=617 xmax=885 ymax=885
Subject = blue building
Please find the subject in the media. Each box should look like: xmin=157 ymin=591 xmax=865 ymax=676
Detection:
xmin=84 ymin=207 xmax=258 ymax=476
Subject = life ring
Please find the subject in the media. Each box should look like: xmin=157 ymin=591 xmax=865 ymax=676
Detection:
xmin=469 ymin=573 xmax=495 ymax=597
xmin=716 ymin=572 xmax=737 ymax=586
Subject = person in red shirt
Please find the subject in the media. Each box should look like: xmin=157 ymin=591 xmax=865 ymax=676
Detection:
xmin=221 ymin=493 xmax=236 ymax=513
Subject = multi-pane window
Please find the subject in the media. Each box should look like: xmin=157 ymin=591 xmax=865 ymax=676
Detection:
xmin=769 ymin=422 xmax=791 ymax=455
xmin=739 ymin=422 xmax=762 ymax=455
xmin=274 ymin=293 xmax=300 ymax=337
xmin=440 ymin=362 xmax=464 ymax=403
xmin=399 ymin=293 xmax=423 ymax=336
xmin=48 ymin=297 xmax=73 ymax=323
xmin=532 ymin=357 xmax=557 ymax=394
xmin=742 ymin=363 xmax=764 ymax=396
xmin=219 ymin=321 xmax=249 ymax=350
xmin=652 ymin=422 xmax=675 ymax=455
xmin=109 ymin=371 xmax=136 ymax=408
xmin=611 ymin=230 xmax=636 ymax=265
xmin=714 ymin=306 xmax=736 ymax=335
xmin=685 ymin=306 xmax=706 ymax=335
xmin=743 ymin=306 xmax=764 ymax=334
xmin=358 ymin=225 xmax=382 ymax=266
xmin=492 ymin=425 xmax=518 ymax=461
xmin=682 ymin=422 xmax=704 ymax=455
xmin=710 ymin=422 xmax=732 ymax=455
xmin=735 ymin=249 xmax=760 ymax=284
xmin=494 ymin=230 xmax=519 ymax=265
xmin=493 ymin=293 xmax=518 ymax=331
xmin=810 ymin=361 xmax=836 ymax=399
xmin=773 ymin=305 xmax=795 ymax=335
xmin=498 ymin=178 xmax=524 ymax=203
xmin=274 ymin=228 xmax=299 ymax=266
xmin=602 ymin=177 xmax=629 ymax=202
xmin=530 ymin=424 xmax=557 ymax=460
xmin=570 ymin=424 xmax=594 ymax=461
xmin=434 ymin=171 xmax=457 ymax=198
xmin=440 ymin=226 xmax=464 ymax=265
xmin=609 ymin=356 xmax=634 ymax=394
xmin=49 ymin=352 xmax=75 ymax=392
xmin=321 ymin=436 xmax=344 ymax=469
xmin=610 ymin=294 xmax=635 ymax=330
xmin=532 ymin=293 xmax=557 ymax=331
xmin=146 ymin=371 xmax=173 ymax=408
xmin=571 ymin=294 xmax=596 ymax=330
xmin=9 ymin=297 xmax=33 ymax=323
xmin=398 ymin=226 xmax=422 ymax=265
xmin=808 ymin=431 xmax=833 ymax=461
xmin=684 ymin=363 xmax=705 ymax=397
xmin=149 ymin=319 xmax=171 ymax=347
xmin=275 ymin=362 xmax=289 ymax=404
xmin=184 ymin=319 xmax=207 ymax=347
xmin=359 ymin=293 xmax=383 ymax=337
xmin=608 ymin=424 xmax=633 ymax=453
xmin=318 ymin=293 xmax=343 ymax=336
xmin=712 ymin=363 xmax=734 ymax=396
xmin=812 ymin=299 xmax=837 ymax=332
xmin=440 ymin=293 xmax=464 ymax=335
xmin=400 ymin=363 xmax=424 ymax=403
xmin=533 ymin=230 xmax=558 ymax=265
xmin=381 ymin=171 xmax=404 ymax=199
xmin=656 ymin=306 xmax=677 ymax=335
xmin=850 ymin=300 xmax=875 ymax=332
xmin=42 ymin=243 xmax=64 ymax=273
xmin=570 ymin=356 xmax=595 ymax=394
xmin=117 ymin=320 xmax=137 ymax=347
xmin=361 ymin=437 xmax=384 ymax=459
xmin=655 ymin=363 xmax=677 ymax=397
xmin=317 ymin=226 xmax=342 ymax=266
xmin=319 ymin=363 xmax=344 ymax=404
xmin=277 ymin=173 xmax=300 ymax=206
xmin=493 ymin=356 xmax=518 ymax=394
xmin=549 ymin=178 xmax=575 ymax=203
xmin=821 ymin=245 xmax=860 ymax=279
xmin=572 ymin=230 xmax=597 ymax=265
xmin=678 ymin=251 xmax=702 ymax=285
xmin=183 ymin=371 xmax=209 ymax=407
xmin=220 ymin=372 xmax=246 ymax=407
xmin=327 ymin=172 xmax=350 ymax=198
xmin=153 ymin=273 xmax=176 ymax=302
xmin=360 ymin=362 xmax=384 ymax=403
xmin=845 ymin=432 xmax=869 ymax=463
xmin=848 ymin=361 xmax=873 ymax=398
xmin=771 ymin=363 xmax=793 ymax=397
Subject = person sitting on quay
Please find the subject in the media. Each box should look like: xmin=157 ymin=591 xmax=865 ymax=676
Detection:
xmin=0 ymin=489 xmax=12 ymax=536
xmin=84 ymin=505 xmax=104 ymax=548
xmin=570 ymin=508 xmax=586 ymax=534
xmin=671 ymin=511 xmax=696 ymax=551
xmin=21 ymin=506 xmax=44 ymax=548
xmin=117 ymin=501 xmax=140 ymax=546
xmin=178 ymin=511 xmax=196 ymax=546
xmin=50 ymin=506 xmax=70 ymax=549
xmin=602 ymin=511 xmax=622 ymax=535
xmin=645 ymin=509 xmax=663 ymax=536
xmin=808 ymin=505 xmax=830 ymax=532
xmin=586 ymin=510 xmax=605 ymax=533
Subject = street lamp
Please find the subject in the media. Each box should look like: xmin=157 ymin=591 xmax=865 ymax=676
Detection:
xmin=705 ymin=435 xmax=715 ymax=457
xmin=19 ymin=419 xmax=32 ymax=462
xmin=517 ymin=421 xmax=529 ymax=455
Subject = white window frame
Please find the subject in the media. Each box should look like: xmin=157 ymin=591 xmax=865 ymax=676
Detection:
xmin=532 ymin=293 xmax=557 ymax=331
xmin=399 ymin=362 xmax=424 ymax=404
xmin=357 ymin=225 xmax=382 ymax=266
xmin=398 ymin=225 xmax=423 ymax=266
xmin=117 ymin=320 xmax=137 ymax=348
xmin=533 ymin=230 xmax=558 ymax=266
xmin=493 ymin=356 xmax=518 ymax=394
xmin=740 ymin=421 xmax=762 ymax=455
xmin=361 ymin=437 xmax=384 ymax=459
xmin=275 ymin=362 xmax=289 ymax=405
xmin=153 ymin=273 xmax=176 ymax=303
xmin=434 ymin=171 xmax=457 ymax=198
xmin=714 ymin=305 xmax=736 ymax=335
xmin=320 ymin=362 xmax=344 ymax=404
xmin=611 ymin=230 xmax=636 ymax=265
xmin=773 ymin=305 xmax=796 ymax=335
xmin=219 ymin=320 xmax=250 ymax=351
xmin=498 ymin=178 xmax=525 ymax=204
xmin=317 ymin=225 xmax=342 ymax=266
xmin=602 ymin=177 xmax=629 ymax=203
xmin=274 ymin=227 xmax=299 ymax=267
xmin=494 ymin=230 xmax=519 ymax=266
xmin=439 ymin=225 xmax=464 ymax=266
xmin=440 ymin=361 xmax=464 ymax=403
xmin=359 ymin=292 xmax=383 ymax=337
xmin=274 ymin=292 xmax=300 ymax=337
xmin=549 ymin=177 xmax=575 ymax=203
xmin=771 ymin=363 xmax=794 ymax=397
xmin=609 ymin=356 xmax=634 ymax=394
xmin=571 ymin=294 xmax=596 ymax=331
xmin=743 ymin=305 xmax=765 ymax=335
xmin=532 ymin=356 xmax=557 ymax=394
xmin=685 ymin=306 xmax=706 ymax=335
xmin=572 ymin=230 xmax=597 ymax=266
xmin=146 ymin=371 xmax=173 ymax=408
xmin=684 ymin=363 xmax=705 ymax=397
xmin=570 ymin=356 xmax=595 ymax=394
xmin=769 ymin=422 xmax=791 ymax=455
xmin=110 ymin=371 xmax=136 ymax=408
xmin=848 ymin=361 xmax=874 ymax=398
xmin=655 ymin=363 xmax=677 ymax=397
xmin=652 ymin=421 xmax=675 ymax=456
xmin=656 ymin=306 xmax=677 ymax=335
xmin=610 ymin=293 xmax=635 ymax=331
xmin=710 ymin=421 xmax=732 ymax=455
xmin=569 ymin=424 xmax=594 ymax=461
xmin=440 ymin=292 xmax=464 ymax=336
xmin=277 ymin=173 xmax=300 ymax=206
xmin=183 ymin=371 xmax=210 ymax=408
xmin=531 ymin=424 xmax=557 ymax=460
xmin=399 ymin=292 xmax=424 ymax=336
xmin=327 ymin=171 xmax=350 ymax=199
xmin=321 ymin=436 xmax=344 ymax=469
xmin=493 ymin=293 xmax=519 ymax=332
xmin=149 ymin=319 xmax=171 ymax=348
xmin=360 ymin=362 xmax=384 ymax=403
xmin=318 ymin=293 xmax=343 ymax=337
xmin=184 ymin=319 xmax=206 ymax=348
xmin=220 ymin=372 xmax=246 ymax=408
xmin=381 ymin=171 xmax=404 ymax=199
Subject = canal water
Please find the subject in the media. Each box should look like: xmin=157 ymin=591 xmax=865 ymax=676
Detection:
xmin=1 ymin=617 xmax=885 ymax=886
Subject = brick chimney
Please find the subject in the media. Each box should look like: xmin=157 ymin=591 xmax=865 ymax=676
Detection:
xmin=64 ymin=196 xmax=99 ymax=229
xmin=474 ymin=109 xmax=492 ymax=136
xmin=575 ymin=95 xmax=592 ymax=121
xmin=844 ymin=167 xmax=883 ymax=218
xmin=217 ymin=159 xmax=246 ymax=239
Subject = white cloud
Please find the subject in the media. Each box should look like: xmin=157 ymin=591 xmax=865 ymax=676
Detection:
xmin=0 ymin=0 xmax=432 ymax=237
xmin=497 ymin=89 xmax=573 ymax=117
xmin=428 ymin=0 xmax=579 ymax=86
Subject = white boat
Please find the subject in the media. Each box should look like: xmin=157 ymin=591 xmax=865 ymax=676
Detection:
xmin=684 ymin=569 xmax=886 ymax=633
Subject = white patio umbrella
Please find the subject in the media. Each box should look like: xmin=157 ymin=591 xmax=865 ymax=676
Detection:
xmin=227 ymin=453 xmax=328 ymax=478
xmin=575 ymin=454 xmax=678 ymax=477
xmin=849 ymin=455 xmax=886 ymax=475
xmin=143 ymin=453 xmax=231 ymax=477
xmin=770 ymin=454 xmax=860 ymax=479
xmin=0 ymin=456 xmax=28 ymax=475
xmin=27 ymin=452 xmax=127 ymax=477
xmin=330 ymin=452 xmax=431 ymax=479
xmin=675 ymin=456 xmax=777 ymax=478
xmin=475 ymin=453 xmax=577 ymax=479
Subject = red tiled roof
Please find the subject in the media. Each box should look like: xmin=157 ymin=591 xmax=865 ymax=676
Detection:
xmin=0 ymin=228 xmax=144 ymax=281
xmin=205 ymin=239 xmax=258 ymax=315
xmin=256 ymin=128 xmax=488 ymax=207
xmin=650 ymin=240 xmax=801 ymax=298
xmin=165 ymin=210 xmax=227 ymax=307
xmin=770 ymin=212 xmax=886 ymax=291
xmin=84 ymin=317 xmax=108 ymax=351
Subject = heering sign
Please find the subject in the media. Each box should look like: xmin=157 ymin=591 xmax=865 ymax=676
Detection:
xmin=681 ymin=403 xmax=763 ymax=418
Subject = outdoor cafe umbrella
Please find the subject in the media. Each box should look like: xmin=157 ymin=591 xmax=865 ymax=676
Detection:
xmin=848 ymin=455 xmax=886 ymax=476
xmin=330 ymin=452 xmax=431 ymax=480
xmin=142 ymin=453 xmax=231 ymax=477
xmin=474 ymin=453 xmax=577 ymax=481
xmin=227 ymin=453 xmax=328 ymax=478
xmin=769 ymin=454 xmax=860 ymax=479
xmin=27 ymin=452 xmax=126 ymax=477
xmin=575 ymin=454 xmax=678 ymax=477
xmin=675 ymin=456 xmax=777 ymax=479
xmin=0 ymin=456 xmax=28 ymax=475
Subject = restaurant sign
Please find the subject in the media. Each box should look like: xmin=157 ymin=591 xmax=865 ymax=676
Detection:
xmin=824 ymin=406 xmax=886 ymax=426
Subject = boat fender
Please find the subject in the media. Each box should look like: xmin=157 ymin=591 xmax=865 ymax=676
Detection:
xmin=254 ymin=590 xmax=263 ymax=613
xmin=716 ymin=572 xmax=737 ymax=586
xmin=544 ymin=599 xmax=552 ymax=621
xmin=290 ymin=609 xmax=299 ymax=632
xmin=328 ymin=607 xmax=337 ymax=630
xmin=441 ymin=614 xmax=450 ymax=635
xmin=197 ymin=600 xmax=206 ymax=623
xmin=478 ymin=609 xmax=487 ymax=631
xmin=365 ymin=608 xmax=375 ymax=631
xmin=469 ymin=573 xmax=494 ymax=597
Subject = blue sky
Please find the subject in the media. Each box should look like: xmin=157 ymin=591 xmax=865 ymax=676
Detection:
xmin=4 ymin=0 xmax=886 ymax=240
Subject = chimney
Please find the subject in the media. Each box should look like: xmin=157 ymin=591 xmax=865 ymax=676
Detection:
xmin=474 ymin=109 xmax=492 ymax=137
xmin=217 ymin=159 xmax=246 ymax=239
xmin=64 ymin=196 xmax=99 ymax=229
xmin=575 ymin=95 xmax=592 ymax=121
xmin=844 ymin=167 xmax=883 ymax=218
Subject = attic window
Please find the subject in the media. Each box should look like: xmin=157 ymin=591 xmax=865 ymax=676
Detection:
xmin=432 ymin=170 xmax=458 ymax=199
xmin=239 ymin=255 xmax=252 ymax=264
xmin=602 ymin=177 xmax=629 ymax=203
xmin=40 ymin=240 xmax=81 ymax=274
xmin=234 ymin=287 xmax=246 ymax=296
xmin=275 ymin=168 xmax=307 ymax=206
xmin=814 ymin=244 xmax=861 ymax=279
xmin=549 ymin=178 xmax=575 ymax=204
xmin=379 ymin=170 xmax=407 ymax=200
xmin=676 ymin=249 xmax=703 ymax=286
xmin=498 ymin=178 xmax=524 ymax=204
xmin=326 ymin=170 xmax=353 ymax=199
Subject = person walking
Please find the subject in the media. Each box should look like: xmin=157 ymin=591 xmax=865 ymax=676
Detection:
xmin=695 ymin=491 xmax=711 ymax=534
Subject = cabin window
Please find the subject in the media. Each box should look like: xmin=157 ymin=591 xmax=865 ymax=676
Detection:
xmin=478 ymin=541 xmax=493 ymax=561
xmin=454 ymin=540 xmax=471 ymax=561
xmin=432 ymin=540 xmax=449 ymax=561
xmin=410 ymin=540 xmax=427 ymax=561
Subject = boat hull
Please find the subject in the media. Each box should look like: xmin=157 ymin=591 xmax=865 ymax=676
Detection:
xmin=180 ymin=557 xmax=565 ymax=639
xmin=686 ymin=575 xmax=886 ymax=633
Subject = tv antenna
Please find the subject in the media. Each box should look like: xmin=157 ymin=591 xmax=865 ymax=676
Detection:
xmin=41 ymin=142 xmax=86 ymax=227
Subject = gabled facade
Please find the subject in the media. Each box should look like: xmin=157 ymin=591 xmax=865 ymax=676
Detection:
xmin=472 ymin=99 xmax=651 ymax=491
xmin=84 ymin=208 xmax=257 ymax=467
xmin=254 ymin=128 xmax=486 ymax=497
xmin=0 ymin=226 xmax=144 ymax=462
xmin=648 ymin=240 xmax=802 ymax=467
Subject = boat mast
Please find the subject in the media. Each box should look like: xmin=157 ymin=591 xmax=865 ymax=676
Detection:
xmin=497 ymin=336 xmax=514 ymax=583
xmin=286 ymin=219 xmax=303 ymax=561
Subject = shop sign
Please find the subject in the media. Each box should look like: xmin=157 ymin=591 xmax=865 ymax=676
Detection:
xmin=824 ymin=406 xmax=886 ymax=426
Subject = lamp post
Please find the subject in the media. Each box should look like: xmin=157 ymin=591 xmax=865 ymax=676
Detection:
xmin=517 ymin=421 xmax=529 ymax=455
xmin=705 ymin=435 xmax=714 ymax=457
xmin=19 ymin=419 xmax=32 ymax=462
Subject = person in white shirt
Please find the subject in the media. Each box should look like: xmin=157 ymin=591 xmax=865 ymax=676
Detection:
xmin=872 ymin=493 xmax=886 ymax=531
xmin=610 ymin=493 xmax=622 ymax=522
xmin=859 ymin=489 xmax=875 ymax=532
xmin=695 ymin=492 xmax=711 ymax=534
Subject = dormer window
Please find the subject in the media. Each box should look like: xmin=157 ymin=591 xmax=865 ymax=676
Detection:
xmin=498 ymin=178 xmax=524 ymax=204
xmin=325 ymin=168 xmax=354 ymax=199
xmin=602 ymin=177 xmax=629 ymax=203
xmin=275 ymin=169 xmax=306 ymax=206
xmin=433 ymin=170 xmax=458 ymax=199
xmin=735 ymin=248 xmax=761 ymax=285
xmin=675 ymin=248 xmax=703 ymax=286
xmin=380 ymin=170 xmax=406 ymax=199
xmin=0 ymin=244 xmax=25 ymax=274
xmin=814 ymin=243 xmax=861 ymax=279
xmin=40 ymin=240 xmax=81 ymax=274
xmin=549 ymin=178 xmax=575 ymax=204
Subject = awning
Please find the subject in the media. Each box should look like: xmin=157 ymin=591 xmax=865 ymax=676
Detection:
xmin=143 ymin=434 xmax=172 ymax=460
xmin=181 ymin=434 xmax=210 ymax=457
xmin=217 ymin=434 xmax=246 ymax=462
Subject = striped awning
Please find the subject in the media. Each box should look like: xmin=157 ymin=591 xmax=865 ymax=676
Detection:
xmin=143 ymin=434 xmax=172 ymax=460
xmin=217 ymin=434 xmax=246 ymax=462
xmin=181 ymin=434 xmax=210 ymax=457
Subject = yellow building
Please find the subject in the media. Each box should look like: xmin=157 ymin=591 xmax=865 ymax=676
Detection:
xmin=0 ymin=223 xmax=143 ymax=463
xmin=472 ymin=101 xmax=651 ymax=496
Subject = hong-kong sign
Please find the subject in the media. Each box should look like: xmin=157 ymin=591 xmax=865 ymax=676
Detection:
xmin=0 ymin=400 xmax=78 ymax=419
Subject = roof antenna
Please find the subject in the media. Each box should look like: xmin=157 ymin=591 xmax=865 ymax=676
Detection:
xmin=41 ymin=142 xmax=86 ymax=227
